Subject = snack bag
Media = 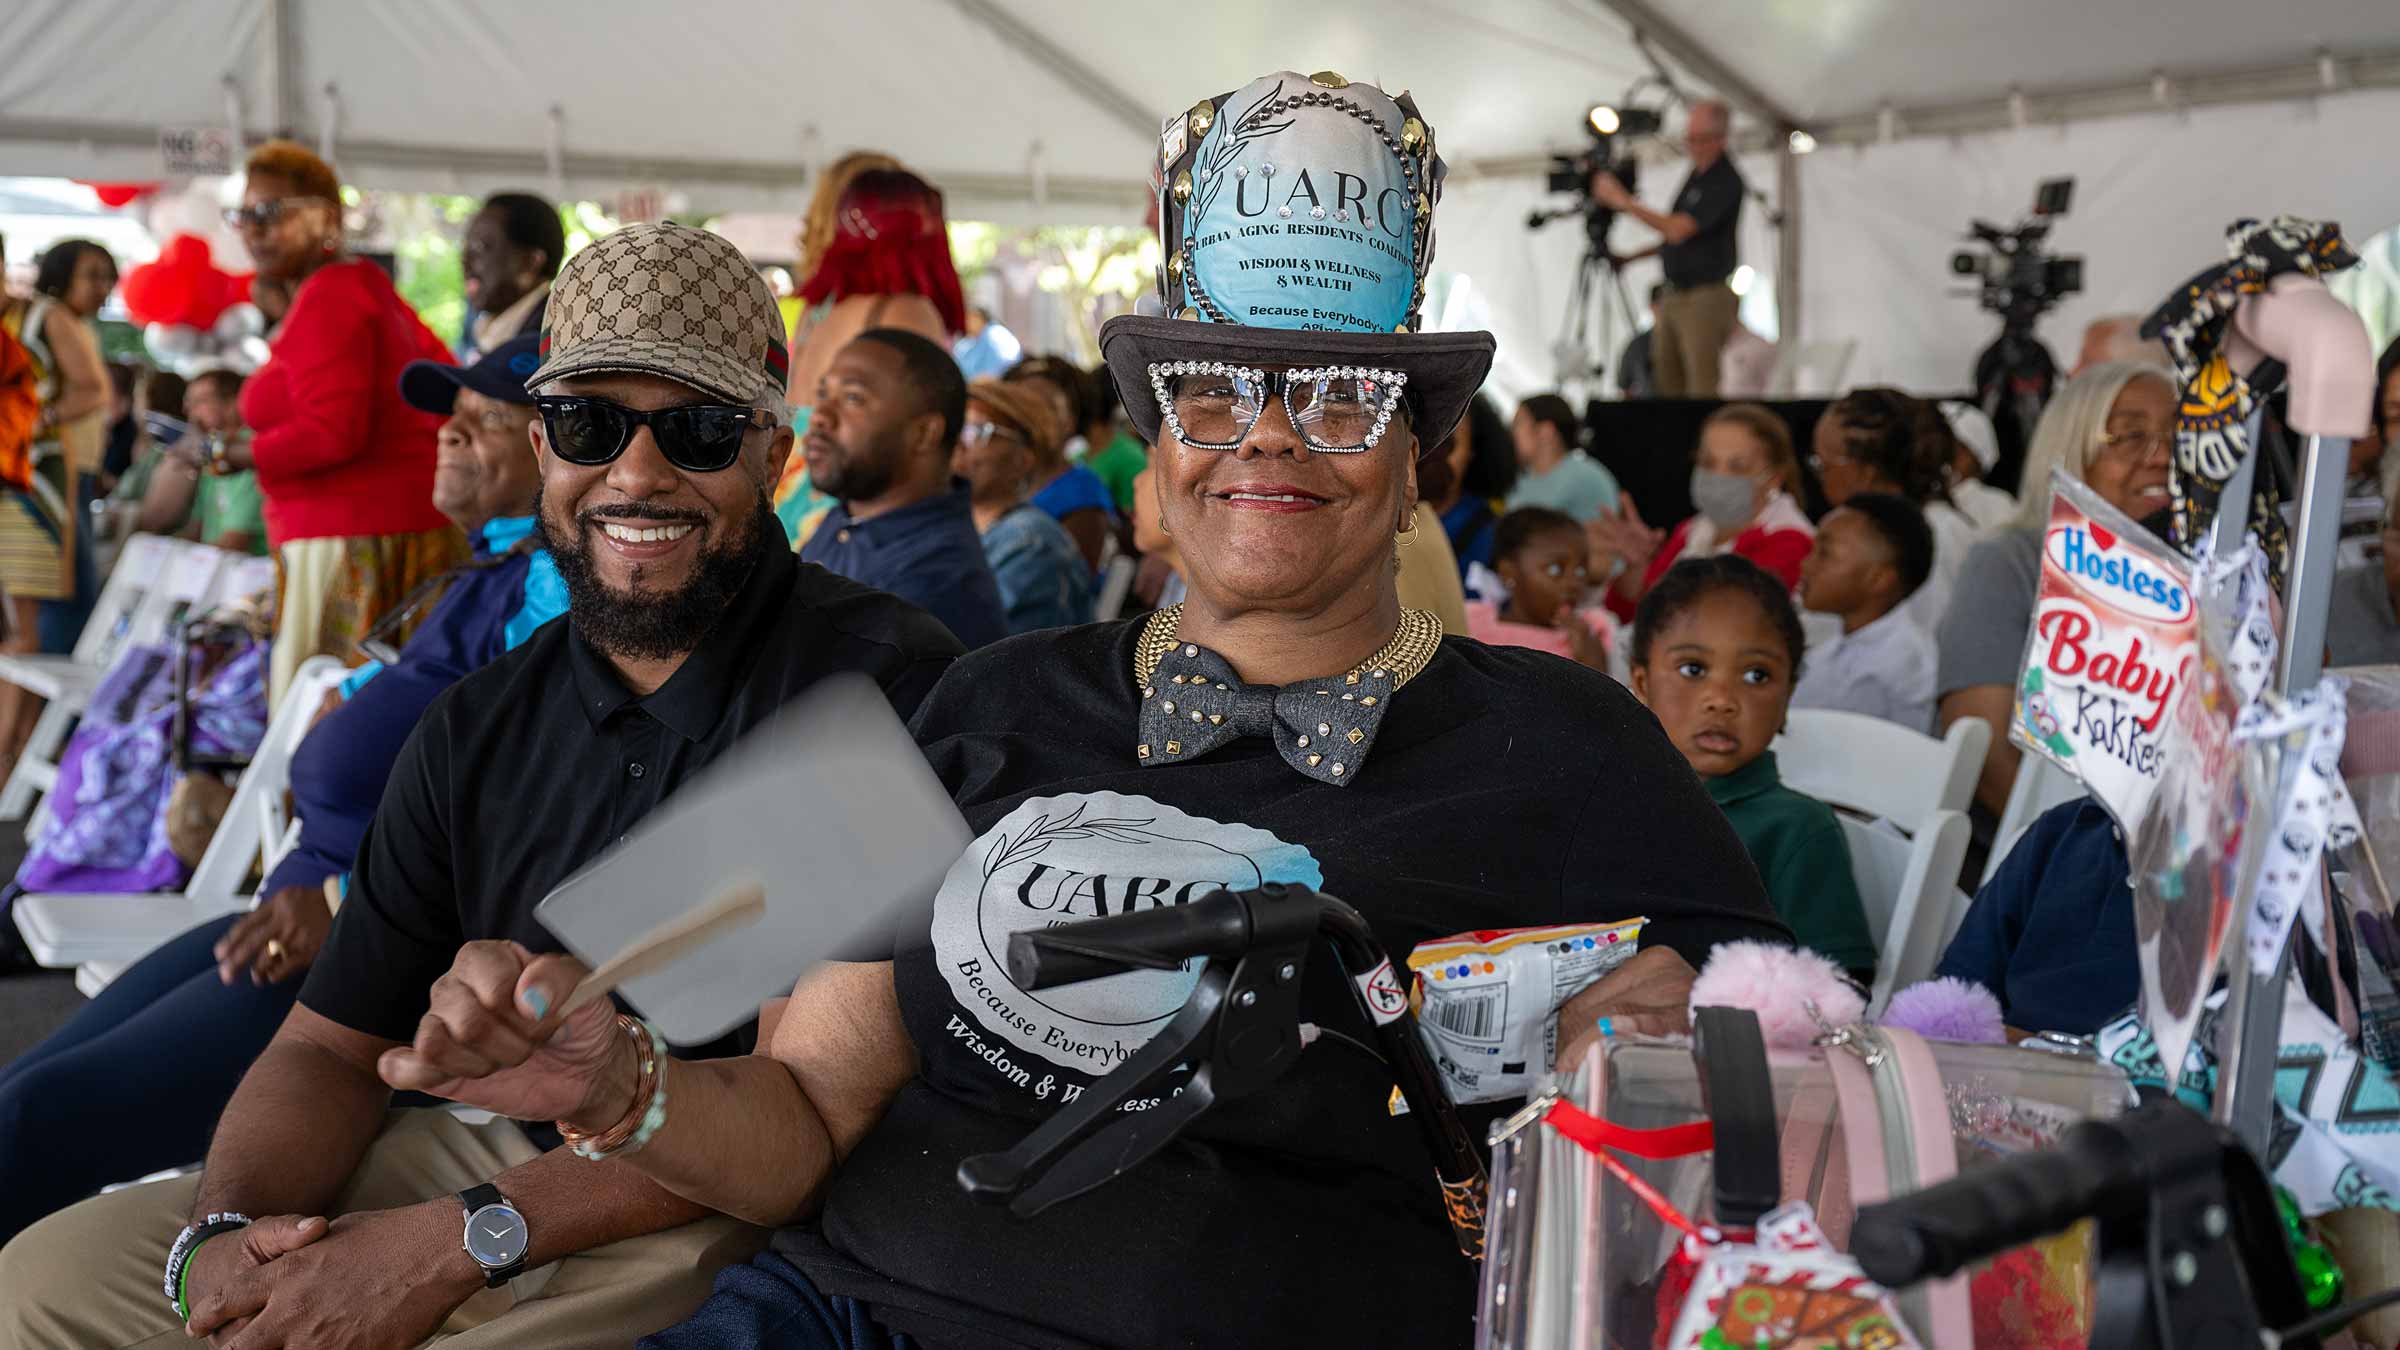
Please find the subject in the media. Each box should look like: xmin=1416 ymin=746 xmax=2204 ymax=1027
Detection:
xmin=2013 ymin=472 xmax=2198 ymax=835
xmin=1407 ymin=919 xmax=1644 ymax=1105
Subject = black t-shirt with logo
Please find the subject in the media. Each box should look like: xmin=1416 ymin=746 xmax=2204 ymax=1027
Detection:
xmin=778 ymin=622 xmax=1787 ymax=1350
xmin=1660 ymin=155 xmax=1744 ymax=290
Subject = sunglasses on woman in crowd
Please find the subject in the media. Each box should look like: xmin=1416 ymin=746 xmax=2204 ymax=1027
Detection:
xmin=221 ymin=197 xmax=332 ymax=230
xmin=533 ymin=396 xmax=773 ymax=472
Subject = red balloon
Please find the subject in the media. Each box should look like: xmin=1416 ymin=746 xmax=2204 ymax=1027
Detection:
xmin=120 ymin=233 xmax=249 ymax=329
xmin=74 ymin=181 xmax=158 ymax=209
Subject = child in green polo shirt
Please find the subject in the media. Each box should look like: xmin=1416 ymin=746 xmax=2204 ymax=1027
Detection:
xmin=1630 ymin=554 xmax=1877 ymax=985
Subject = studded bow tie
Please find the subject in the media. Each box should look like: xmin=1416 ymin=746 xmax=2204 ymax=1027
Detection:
xmin=1133 ymin=606 xmax=1444 ymax=787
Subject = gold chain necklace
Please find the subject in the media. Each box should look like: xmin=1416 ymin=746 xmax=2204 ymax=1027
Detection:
xmin=1133 ymin=604 xmax=1446 ymax=694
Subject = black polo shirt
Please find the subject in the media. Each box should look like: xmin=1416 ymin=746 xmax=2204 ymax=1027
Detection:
xmin=1660 ymin=154 xmax=1744 ymax=290
xmin=300 ymin=537 xmax=964 ymax=1047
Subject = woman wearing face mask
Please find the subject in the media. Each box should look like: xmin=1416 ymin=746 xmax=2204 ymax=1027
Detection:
xmin=1592 ymin=401 xmax=1813 ymax=621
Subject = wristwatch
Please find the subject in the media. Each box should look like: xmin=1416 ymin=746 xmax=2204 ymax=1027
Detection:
xmin=456 ymin=1183 xmax=530 ymax=1287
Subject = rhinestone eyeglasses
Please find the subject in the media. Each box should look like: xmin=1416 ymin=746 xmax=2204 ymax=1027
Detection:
xmin=1147 ymin=361 xmax=1408 ymax=453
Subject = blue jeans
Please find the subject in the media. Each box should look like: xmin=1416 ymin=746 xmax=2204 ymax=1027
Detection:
xmin=0 ymin=912 xmax=296 ymax=1241
xmin=640 ymin=1253 xmax=916 ymax=1349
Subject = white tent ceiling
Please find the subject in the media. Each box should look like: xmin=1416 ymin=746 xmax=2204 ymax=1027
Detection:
xmin=4 ymin=0 xmax=2398 ymax=396
xmin=4 ymin=0 xmax=2395 ymax=211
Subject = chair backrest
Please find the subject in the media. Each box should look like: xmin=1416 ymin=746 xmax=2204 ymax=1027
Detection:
xmin=73 ymin=533 xmax=176 ymax=668
xmin=1769 ymin=338 xmax=1858 ymax=398
xmin=1773 ymin=709 xmax=1988 ymax=835
xmin=1982 ymin=753 xmax=2087 ymax=885
xmin=123 ymin=541 xmax=237 ymax=649
xmin=1839 ymin=809 xmax=1972 ymax=1010
xmin=1093 ymin=555 xmax=1138 ymax=623
xmin=184 ymin=655 xmax=348 ymax=905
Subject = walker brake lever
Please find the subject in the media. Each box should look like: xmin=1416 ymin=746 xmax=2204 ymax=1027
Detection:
xmin=956 ymin=935 xmax=1311 ymax=1217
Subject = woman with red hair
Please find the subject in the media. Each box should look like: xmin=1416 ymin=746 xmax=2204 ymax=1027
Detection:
xmin=772 ymin=163 xmax=966 ymax=545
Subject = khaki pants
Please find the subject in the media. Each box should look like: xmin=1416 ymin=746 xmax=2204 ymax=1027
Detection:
xmin=0 ymin=1109 xmax=764 ymax=1350
xmin=1653 ymin=281 xmax=1741 ymax=398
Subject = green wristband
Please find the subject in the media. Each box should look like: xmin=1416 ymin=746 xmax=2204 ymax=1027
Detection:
xmin=173 ymin=1230 xmax=221 ymax=1322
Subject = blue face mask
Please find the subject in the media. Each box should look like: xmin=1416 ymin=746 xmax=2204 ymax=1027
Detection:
xmin=1690 ymin=467 xmax=1763 ymax=531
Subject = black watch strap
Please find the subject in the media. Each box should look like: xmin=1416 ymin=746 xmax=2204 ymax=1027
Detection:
xmin=457 ymin=1184 xmax=525 ymax=1287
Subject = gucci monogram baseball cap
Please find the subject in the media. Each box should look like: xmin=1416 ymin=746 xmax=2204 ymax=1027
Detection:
xmin=527 ymin=222 xmax=789 ymax=406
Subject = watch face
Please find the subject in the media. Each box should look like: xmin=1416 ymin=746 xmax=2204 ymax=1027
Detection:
xmin=463 ymin=1204 xmax=529 ymax=1269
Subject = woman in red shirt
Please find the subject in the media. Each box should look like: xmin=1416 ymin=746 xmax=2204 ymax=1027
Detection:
xmin=1595 ymin=401 xmax=1815 ymax=621
xmin=220 ymin=141 xmax=465 ymax=704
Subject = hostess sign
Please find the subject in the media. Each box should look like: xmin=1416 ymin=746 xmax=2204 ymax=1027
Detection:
xmin=2015 ymin=474 xmax=2198 ymax=832
xmin=2044 ymin=521 xmax=2191 ymax=623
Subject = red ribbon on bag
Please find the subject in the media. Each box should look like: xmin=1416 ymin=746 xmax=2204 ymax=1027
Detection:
xmin=1541 ymin=1098 xmax=1716 ymax=1160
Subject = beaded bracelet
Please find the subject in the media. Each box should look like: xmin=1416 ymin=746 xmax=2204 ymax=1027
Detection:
xmin=164 ymin=1212 xmax=250 ymax=1320
xmin=558 ymin=1015 xmax=670 ymax=1160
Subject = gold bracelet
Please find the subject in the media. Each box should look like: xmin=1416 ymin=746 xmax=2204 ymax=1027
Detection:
xmin=556 ymin=1015 xmax=658 ymax=1159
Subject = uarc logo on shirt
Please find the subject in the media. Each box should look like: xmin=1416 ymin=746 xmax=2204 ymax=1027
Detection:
xmin=931 ymin=792 xmax=1323 ymax=1079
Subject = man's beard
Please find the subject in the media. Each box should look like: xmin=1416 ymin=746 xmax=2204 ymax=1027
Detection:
xmin=810 ymin=428 xmax=904 ymax=504
xmin=537 ymin=486 xmax=772 ymax=663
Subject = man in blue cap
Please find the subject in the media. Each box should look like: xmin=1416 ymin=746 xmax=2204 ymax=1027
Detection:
xmin=0 ymin=334 xmax=570 ymax=1259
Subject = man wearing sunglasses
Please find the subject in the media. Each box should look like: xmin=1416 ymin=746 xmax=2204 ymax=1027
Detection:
xmin=0 ymin=224 xmax=964 ymax=1349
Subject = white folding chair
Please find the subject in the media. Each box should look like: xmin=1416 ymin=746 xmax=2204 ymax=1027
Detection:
xmin=1772 ymin=709 xmax=1988 ymax=833
xmin=1093 ymin=556 xmax=1138 ymax=623
xmin=0 ymin=535 xmax=179 ymax=820
xmin=1770 ymin=710 xmax=1985 ymax=1009
xmin=1838 ymin=810 xmax=1971 ymax=1011
xmin=12 ymin=655 xmax=348 ymax=976
xmin=1982 ymin=753 xmax=2086 ymax=886
xmin=0 ymin=541 xmax=242 ymax=827
xmin=1767 ymin=338 xmax=1858 ymax=398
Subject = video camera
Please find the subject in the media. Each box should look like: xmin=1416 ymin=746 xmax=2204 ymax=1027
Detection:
xmin=1951 ymin=177 xmax=2084 ymax=333
xmin=1527 ymin=105 xmax=1661 ymax=252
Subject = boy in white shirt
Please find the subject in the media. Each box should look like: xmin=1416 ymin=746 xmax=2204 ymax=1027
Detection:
xmin=1793 ymin=492 xmax=1938 ymax=732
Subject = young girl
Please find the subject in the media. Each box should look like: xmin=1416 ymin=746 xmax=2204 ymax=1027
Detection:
xmin=1465 ymin=506 xmax=1617 ymax=675
xmin=1631 ymin=555 xmax=1878 ymax=984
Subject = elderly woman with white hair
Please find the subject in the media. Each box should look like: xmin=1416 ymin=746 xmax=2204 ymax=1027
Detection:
xmin=1935 ymin=359 xmax=2179 ymax=817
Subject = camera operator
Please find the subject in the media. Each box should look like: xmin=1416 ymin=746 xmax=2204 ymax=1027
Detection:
xmin=1591 ymin=100 xmax=1743 ymax=397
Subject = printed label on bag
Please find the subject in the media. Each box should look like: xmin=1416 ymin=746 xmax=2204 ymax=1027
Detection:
xmin=1406 ymin=919 xmax=1645 ymax=1105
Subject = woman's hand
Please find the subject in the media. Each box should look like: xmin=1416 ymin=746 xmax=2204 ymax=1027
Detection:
xmin=1552 ymin=945 xmax=1700 ymax=1069
xmin=376 ymin=941 xmax=634 ymax=1130
xmin=215 ymin=884 xmax=334 ymax=986
xmin=1586 ymin=494 xmax=1662 ymax=593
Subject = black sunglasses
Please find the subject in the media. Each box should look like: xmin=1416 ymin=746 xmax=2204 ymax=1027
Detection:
xmin=533 ymin=396 xmax=770 ymax=473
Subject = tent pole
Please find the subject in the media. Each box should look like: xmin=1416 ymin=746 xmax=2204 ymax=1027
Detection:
xmin=1582 ymin=0 xmax=1799 ymax=131
xmin=1775 ymin=141 xmax=1800 ymax=346
xmin=933 ymin=0 xmax=1158 ymax=141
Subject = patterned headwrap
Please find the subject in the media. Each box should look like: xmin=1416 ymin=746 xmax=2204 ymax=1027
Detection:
xmin=2140 ymin=216 xmax=2358 ymax=581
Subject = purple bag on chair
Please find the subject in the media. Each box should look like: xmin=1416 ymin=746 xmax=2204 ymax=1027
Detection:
xmin=15 ymin=639 xmax=270 ymax=894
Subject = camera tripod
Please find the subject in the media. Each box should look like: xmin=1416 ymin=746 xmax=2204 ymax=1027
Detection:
xmin=1971 ymin=320 xmax=2061 ymax=494
xmin=1555 ymin=243 xmax=1643 ymax=393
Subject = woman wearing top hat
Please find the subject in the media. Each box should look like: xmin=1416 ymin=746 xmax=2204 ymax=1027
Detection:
xmin=387 ymin=71 xmax=1789 ymax=1350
